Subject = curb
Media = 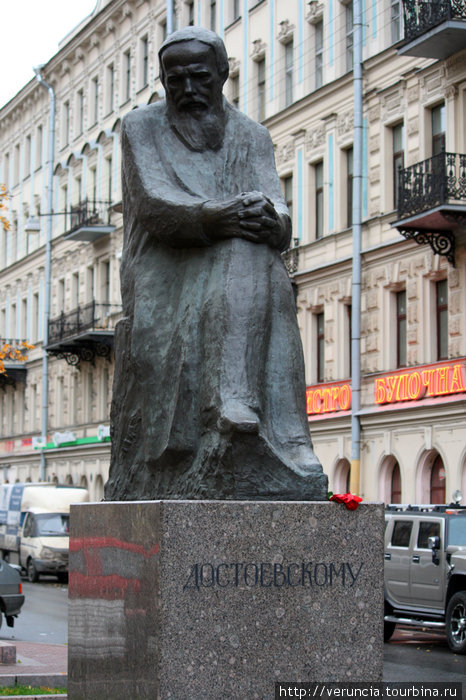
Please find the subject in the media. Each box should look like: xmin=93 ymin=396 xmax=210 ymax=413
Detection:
xmin=0 ymin=672 xmax=67 ymax=690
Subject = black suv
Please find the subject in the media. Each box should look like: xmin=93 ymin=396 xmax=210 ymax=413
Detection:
xmin=384 ymin=504 xmax=466 ymax=654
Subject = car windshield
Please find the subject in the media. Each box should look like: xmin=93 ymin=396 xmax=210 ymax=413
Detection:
xmin=35 ymin=513 xmax=70 ymax=536
xmin=447 ymin=516 xmax=466 ymax=546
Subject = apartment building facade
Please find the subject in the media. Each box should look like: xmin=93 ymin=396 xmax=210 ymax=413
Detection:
xmin=0 ymin=0 xmax=465 ymax=503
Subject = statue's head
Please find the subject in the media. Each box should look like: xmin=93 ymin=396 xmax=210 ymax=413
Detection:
xmin=159 ymin=27 xmax=229 ymax=90
xmin=158 ymin=27 xmax=229 ymax=152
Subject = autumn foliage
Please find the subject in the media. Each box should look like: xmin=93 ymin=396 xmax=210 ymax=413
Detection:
xmin=0 ymin=342 xmax=35 ymax=375
xmin=0 ymin=184 xmax=10 ymax=232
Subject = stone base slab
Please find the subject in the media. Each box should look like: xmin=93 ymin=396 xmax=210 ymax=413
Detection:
xmin=68 ymin=500 xmax=384 ymax=699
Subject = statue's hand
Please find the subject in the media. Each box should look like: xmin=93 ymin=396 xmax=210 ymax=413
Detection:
xmin=237 ymin=192 xmax=285 ymax=249
xmin=201 ymin=192 xmax=287 ymax=249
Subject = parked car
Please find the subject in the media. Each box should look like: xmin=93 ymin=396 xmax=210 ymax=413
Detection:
xmin=384 ymin=502 xmax=466 ymax=654
xmin=0 ymin=558 xmax=24 ymax=629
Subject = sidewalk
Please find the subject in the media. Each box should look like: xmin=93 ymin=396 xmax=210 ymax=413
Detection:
xmin=0 ymin=640 xmax=67 ymax=690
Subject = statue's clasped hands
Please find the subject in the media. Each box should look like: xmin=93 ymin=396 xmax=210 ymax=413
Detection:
xmin=202 ymin=191 xmax=286 ymax=249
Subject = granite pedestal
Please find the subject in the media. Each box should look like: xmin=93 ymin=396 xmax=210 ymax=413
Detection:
xmin=68 ymin=501 xmax=384 ymax=699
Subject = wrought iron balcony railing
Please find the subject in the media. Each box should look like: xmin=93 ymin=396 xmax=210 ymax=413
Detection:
xmin=402 ymin=0 xmax=466 ymax=41
xmin=69 ymin=199 xmax=111 ymax=232
xmin=48 ymin=302 xmax=121 ymax=345
xmin=397 ymin=152 xmax=466 ymax=220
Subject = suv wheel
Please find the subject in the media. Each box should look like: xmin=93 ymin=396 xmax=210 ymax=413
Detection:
xmin=446 ymin=591 xmax=466 ymax=654
xmin=27 ymin=558 xmax=40 ymax=583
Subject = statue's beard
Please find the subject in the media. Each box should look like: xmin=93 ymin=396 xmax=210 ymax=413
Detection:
xmin=166 ymin=94 xmax=227 ymax=152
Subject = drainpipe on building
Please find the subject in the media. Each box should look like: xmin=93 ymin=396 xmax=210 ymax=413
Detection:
xmin=350 ymin=0 xmax=363 ymax=496
xmin=33 ymin=65 xmax=55 ymax=482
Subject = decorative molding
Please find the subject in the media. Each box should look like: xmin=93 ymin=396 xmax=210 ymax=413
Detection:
xmin=228 ymin=57 xmax=240 ymax=77
xmin=306 ymin=1 xmax=324 ymax=24
xmin=277 ymin=20 xmax=294 ymax=45
xmin=275 ymin=140 xmax=295 ymax=166
xmin=337 ymin=111 xmax=353 ymax=136
xmin=250 ymin=39 xmax=266 ymax=62
xmin=305 ymin=125 xmax=325 ymax=151
xmin=444 ymin=84 xmax=458 ymax=100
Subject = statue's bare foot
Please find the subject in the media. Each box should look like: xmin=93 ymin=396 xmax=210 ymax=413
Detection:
xmin=218 ymin=400 xmax=259 ymax=434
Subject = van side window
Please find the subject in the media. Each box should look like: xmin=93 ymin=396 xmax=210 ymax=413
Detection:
xmin=391 ymin=520 xmax=413 ymax=547
xmin=23 ymin=514 xmax=34 ymax=537
xmin=417 ymin=521 xmax=440 ymax=549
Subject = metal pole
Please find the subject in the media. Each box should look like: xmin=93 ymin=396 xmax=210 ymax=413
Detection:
xmin=350 ymin=0 xmax=363 ymax=496
xmin=33 ymin=66 xmax=55 ymax=482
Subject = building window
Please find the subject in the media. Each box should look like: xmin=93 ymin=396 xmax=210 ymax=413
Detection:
xmin=393 ymin=123 xmax=404 ymax=209
xmin=14 ymin=144 xmax=20 ymax=186
xmin=430 ymin=454 xmax=446 ymax=504
xmin=61 ymin=184 xmax=69 ymax=231
xmin=36 ymin=126 xmax=43 ymax=168
xmin=436 ymin=279 xmax=448 ymax=360
xmin=346 ymin=303 xmax=352 ymax=378
xmin=230 ymin=74 xmax=240 ymax=108
xmin=3 ymin=152 xmax=10 ymax=189
xmin=391 ymin=461 xmax=402 ymax=503
xmin=210 ymin=0 xmax=216 ymax=31
xmin=432 ymin=104 xmax=446 ymax=156
xmin=315 ymin=161 xmax=324 ymax=239
xmin=92 ymin=77 xmax=99 ymax=125
xmin=123 ymin=50 xmax=131 ymax=103
xmin=107 ymin=64 xmax=115 ymax=113
xmin=346 ymin=2 xmax=354 ymax=72
xmin=72 ymin=272 xmax=79 ymax=309
xmin=391 ymin=0 xmax=402 ymax=43
xmin=232 ymin=0 xmax=240 ymax=21
xmin=141 ymin=36 xmax=149 ymax=88
xmin=187 ymin=0 xmax=195 ymax=26
xmin=58 ymin=278 xmax=65 ymax=315
xmin=106 ymin=156 xmax=113 ymax=202
xmin=257 ymin=58 xmax=266 ymax=122
xmin=346 ymin=147 xmax=353 ymax=228
xmin=315 ymin=20 xmax=323 ymax=89
xmin=317 ymin=312 xmax=325 ymax=383
xmin=90 ymin=167 xmax=97 ymax=204
xmin=282 ymin=175 xmax=293 ymax=223
xmin=62 ymin=101 xmax=70 ymax=147
xmin=396 ymin=290 xmax=406 ymax=368
xmin=24 ymin=135 xmax=32 ymax=179
xmin=285 ymin=41 xmax=294 ymax=106
xmin=76 ymin=90 xmax=84 ymax=135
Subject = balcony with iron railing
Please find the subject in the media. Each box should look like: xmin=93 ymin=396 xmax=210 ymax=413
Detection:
xmin=392 ymin=152 xmax=466 ymax=265
xmin=399 ymin=0 xmax=466 ymax=59
xmin=47 ymin=301 xmax=122 ymax=367
xmin=65 ymin=199 xmax=115 ymax=242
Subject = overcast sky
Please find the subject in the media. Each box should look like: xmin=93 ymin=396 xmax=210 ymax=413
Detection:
xmin=1 ymin=2 xmax=97 ymax=108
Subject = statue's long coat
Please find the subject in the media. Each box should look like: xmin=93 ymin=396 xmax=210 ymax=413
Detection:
xmin=106 ymin=101 xmax=327 ymax=500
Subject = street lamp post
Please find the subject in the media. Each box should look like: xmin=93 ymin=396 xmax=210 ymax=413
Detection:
xmin=33 ymin=65 xmax=55 ymax=482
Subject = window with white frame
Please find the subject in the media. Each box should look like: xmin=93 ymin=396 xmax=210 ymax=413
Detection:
xmin=285 ymin=41 xmax=294 ymax=107
xmin=314 ymin=160 xmax=324 ymax=239
xmin=396 ymin=289 xmax=407 ymax=368
xmin=346 ymin=1 xmax=354 ymax=72
xmin=91 ymin=77 xmax=99 ymax=125
xmin=76 ymin=90 xmax=84 ymax=135
xmin=141 ymin=36 xmax=149 ymax=88
xmin=107 ymin=64 xmax=115 ymax=114
xmin=392 ymin=122 xmax=404 ymax=210
xmin=436 ymin=278 xmax=448 ymax=361
xmin=257 ymin=58 xmax=266 ymax=121
xmin=123 ymin=50 xmax=131 ymax=103
xmin=391 ymin=0 xmax=402 ymax=43
xmin=315 ymin=20 xmax=323 ymax=89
